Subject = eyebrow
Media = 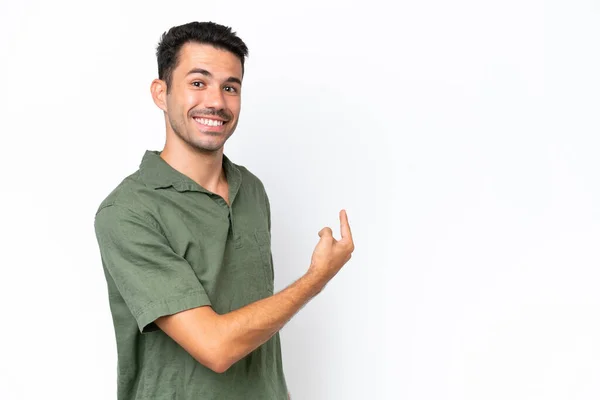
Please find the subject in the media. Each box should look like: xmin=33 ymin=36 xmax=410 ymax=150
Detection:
xmin=186 ymin=68 xmax=242 ymax=85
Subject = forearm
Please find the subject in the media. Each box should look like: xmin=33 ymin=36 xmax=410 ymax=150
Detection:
xmin=215 ymin=272 xmax=324 ymax=371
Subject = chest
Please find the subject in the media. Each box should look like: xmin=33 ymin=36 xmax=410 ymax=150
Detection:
xmin=154 ymin=187 xmax=273 ymax=312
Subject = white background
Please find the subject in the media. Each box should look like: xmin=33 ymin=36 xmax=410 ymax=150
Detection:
xmin=1 ymin=0 xmax=599 ymax=399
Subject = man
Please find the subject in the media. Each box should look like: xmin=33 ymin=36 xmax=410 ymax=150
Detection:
xmin=94 ymin=21 xmax=355 ymax=400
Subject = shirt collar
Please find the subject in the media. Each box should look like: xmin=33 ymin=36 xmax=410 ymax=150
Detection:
xmin=139 ymin=150 xmax=242 ymax=196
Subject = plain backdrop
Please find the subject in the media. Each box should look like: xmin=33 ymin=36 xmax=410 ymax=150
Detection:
xmin=1 ymin=0 xmax=599 ymax=399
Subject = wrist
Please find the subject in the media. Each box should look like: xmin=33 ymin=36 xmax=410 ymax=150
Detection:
xmin=302 ymin=270 xmax=327 ymax=295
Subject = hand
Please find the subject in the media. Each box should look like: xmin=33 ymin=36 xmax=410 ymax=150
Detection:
xmin=307 ymin=209 xmax=355 ymax=289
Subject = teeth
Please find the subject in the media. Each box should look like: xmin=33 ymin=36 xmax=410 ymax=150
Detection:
xmin=194 ymin=118 xmax=224 ymax=127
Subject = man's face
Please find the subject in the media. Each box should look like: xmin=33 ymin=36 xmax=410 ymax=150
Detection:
xmin=163 ymin=42 xmax=242 ymax=153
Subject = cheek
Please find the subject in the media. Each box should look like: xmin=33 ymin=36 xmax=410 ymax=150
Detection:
xmin=170 ymin=87 xmax=200 ymax=113
xmin=166 ymin=91 xmax=191 ymax=114
xmin=183 ymin=92 xmax=202 ymax=111
xmin=227 ymin=98 xmax=241 ymax=117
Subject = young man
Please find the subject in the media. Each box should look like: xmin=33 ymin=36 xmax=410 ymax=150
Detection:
xmin=94 ymin=21 xmax=354 ymax=400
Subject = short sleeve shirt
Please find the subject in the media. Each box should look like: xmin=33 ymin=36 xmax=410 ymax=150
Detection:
xmin=94 ymin=150 xmax=288 ymax=400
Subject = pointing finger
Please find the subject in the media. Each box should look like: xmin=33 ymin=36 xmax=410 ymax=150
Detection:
xmin=339 ymin=209 xmax=353 ymax=243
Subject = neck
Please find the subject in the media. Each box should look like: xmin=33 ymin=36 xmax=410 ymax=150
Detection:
xmin=160 ymin=140 xmax=226 ymax=193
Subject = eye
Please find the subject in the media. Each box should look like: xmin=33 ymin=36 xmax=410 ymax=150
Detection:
xmin=192 ymin=81 xmax=205 ymax=87
xmin=224 ymin=86 xmax=238 ymax=93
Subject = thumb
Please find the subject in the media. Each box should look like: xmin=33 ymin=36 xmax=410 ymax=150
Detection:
xmin=318 ymin=227 xmax=333 ymax=238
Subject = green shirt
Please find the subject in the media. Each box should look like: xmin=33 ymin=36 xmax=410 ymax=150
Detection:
xmin=94 ymin=150 xmax=288 ymax=400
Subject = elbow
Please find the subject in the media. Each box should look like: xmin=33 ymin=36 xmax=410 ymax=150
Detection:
xmin=209 ymin=351 xmax=234 ymax=374
xmin=189 ymin=314 xmax=235 ymax=374
xmin=210 ymin=359 xmax=231 ymax=374
xmin=202 ymin=338 xmax=233 ymax=374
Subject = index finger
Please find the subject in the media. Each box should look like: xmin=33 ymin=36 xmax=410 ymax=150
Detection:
xmin=339 ymin=209 xmax=353 ymax=243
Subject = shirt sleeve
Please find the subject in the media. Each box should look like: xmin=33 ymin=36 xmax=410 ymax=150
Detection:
xmin=94 ymin=204 xmax=212 ymax=333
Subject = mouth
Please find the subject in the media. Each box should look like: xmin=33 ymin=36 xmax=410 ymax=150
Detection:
xmin=192 ymin=117 xmax=228 ymax=131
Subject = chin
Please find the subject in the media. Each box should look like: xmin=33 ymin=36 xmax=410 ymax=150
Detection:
xmin=188 ymin=139 xmax=225 ymax=153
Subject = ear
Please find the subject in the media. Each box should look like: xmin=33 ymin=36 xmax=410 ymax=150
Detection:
xmin=150 ymin=79 xmax=168 ymax=112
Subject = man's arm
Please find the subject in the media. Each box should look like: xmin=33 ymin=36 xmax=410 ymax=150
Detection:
xmin=155 ymin=209 xmax=354 ymax=373
xmin=156 ymin=271 xmax=324 ymax=373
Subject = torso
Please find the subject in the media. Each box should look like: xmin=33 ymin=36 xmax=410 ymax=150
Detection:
xmin=95 ymin=152 xmax=287 ymax=399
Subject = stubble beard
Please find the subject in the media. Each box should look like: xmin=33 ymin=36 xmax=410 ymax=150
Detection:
xmin=169 ymin=113 xmax=233 ymax=153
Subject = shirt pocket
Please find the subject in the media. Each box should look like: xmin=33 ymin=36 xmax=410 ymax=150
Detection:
xmin=254 ymin=229 xmax=274 ymax=294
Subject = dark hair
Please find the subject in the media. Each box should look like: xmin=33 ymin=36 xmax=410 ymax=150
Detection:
xmin=156 ymin=21 xmax=249 ymax=90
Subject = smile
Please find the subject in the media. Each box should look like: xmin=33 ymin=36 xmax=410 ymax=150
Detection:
xmin=193 ymin=117 xmax=226 ymax=127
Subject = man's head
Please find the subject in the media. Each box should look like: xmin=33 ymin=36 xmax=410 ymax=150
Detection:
xmin=151 ymin=22 xmax=249 ymax=154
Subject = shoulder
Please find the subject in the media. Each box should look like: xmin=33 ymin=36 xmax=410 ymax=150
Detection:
xmin=94 ymin=170 xmax=159 ymax=225
xmin=231 ymin=160 xmax=268 ymax=195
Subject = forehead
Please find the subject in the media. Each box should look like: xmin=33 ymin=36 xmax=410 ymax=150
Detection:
xmin=174 ymin=42 xmax=243 ymax=80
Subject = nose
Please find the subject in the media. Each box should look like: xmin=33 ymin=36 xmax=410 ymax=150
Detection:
xmin=204 ymin=85 xmax=226 ymax=110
